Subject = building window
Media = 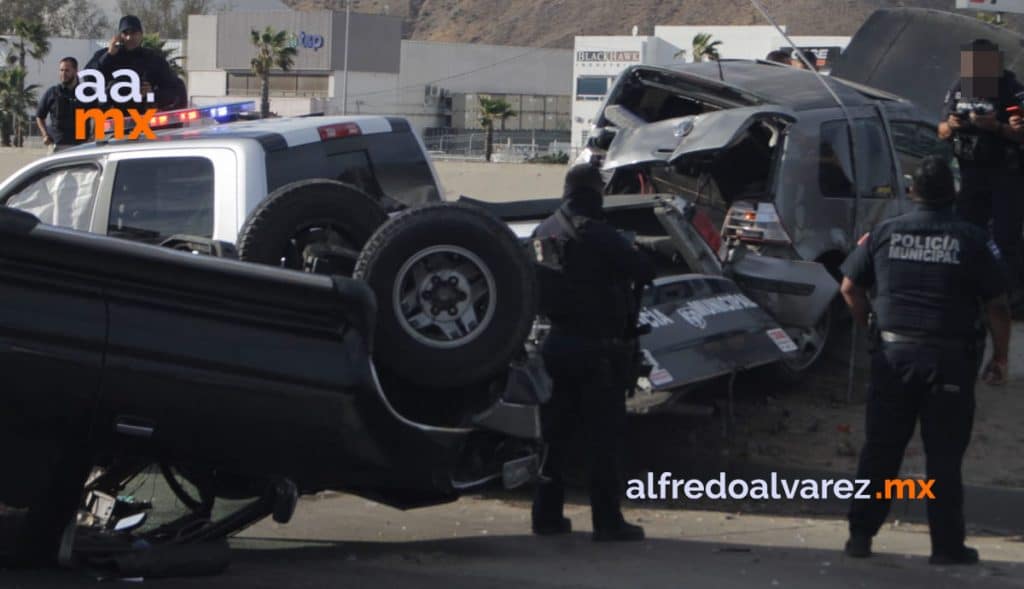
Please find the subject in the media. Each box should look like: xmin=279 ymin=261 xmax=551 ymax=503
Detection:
xmin=576 ymin=76 xmax=609 ymax=100
xmin=226 ymin=73 xmax=328 ymax=98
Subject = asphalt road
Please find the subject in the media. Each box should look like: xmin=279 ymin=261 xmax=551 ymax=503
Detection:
xmin=3 ymin=493 xmax=1022 ymax=588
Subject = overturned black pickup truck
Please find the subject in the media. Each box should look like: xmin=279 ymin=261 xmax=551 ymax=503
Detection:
xmin=0 ymin=202 xmax=545 ymax=570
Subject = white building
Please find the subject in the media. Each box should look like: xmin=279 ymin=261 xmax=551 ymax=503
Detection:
xmin=186 ymin=11 xmax=573 ymax=135
xmin=571 ymin=26 xmax=850 ymax=151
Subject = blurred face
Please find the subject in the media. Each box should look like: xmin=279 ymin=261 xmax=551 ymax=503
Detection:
xmin=58 ymin=60 xmax=77 ymax=85
xmin=120 ymin=28 xmax=143 ymax=50
xmin=960 ymin=49 xmax=1002 ymax=99
xmin=790 ymin=58 xmax=808 ymax=70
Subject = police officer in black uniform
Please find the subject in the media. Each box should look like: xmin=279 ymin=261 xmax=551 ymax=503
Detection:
xmin=84 ymin=15 xmax=187 ymax=113
xmin=530 ymin=163 xmax=655 ymax=542
xmin=35 ymin=57 xmax=84 ymax=152
xmin=938 ymin=39 xmax=1024 ymax=289
xmin=840 ymin=156 xmax=1011 ymax=565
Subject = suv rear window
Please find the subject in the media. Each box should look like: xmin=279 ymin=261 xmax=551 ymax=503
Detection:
xmin=819 ymin=119 xmax=897 ymax=199
xmin=108 ymin=157 xmax=214 ymax=242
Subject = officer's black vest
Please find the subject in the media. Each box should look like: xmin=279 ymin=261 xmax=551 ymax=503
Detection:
xmin=531 ymin=210 xmax=635 ymax=338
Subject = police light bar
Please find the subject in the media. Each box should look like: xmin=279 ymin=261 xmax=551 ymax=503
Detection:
xmin=148 ymin=101 xmax=256 ymax=130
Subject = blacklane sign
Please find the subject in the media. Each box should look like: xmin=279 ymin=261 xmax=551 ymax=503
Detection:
xmin=956 ymin=0 xmax=1024 ymax=14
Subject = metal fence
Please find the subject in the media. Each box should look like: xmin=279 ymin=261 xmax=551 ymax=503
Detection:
xmin=422 ymin=129 xmax=573 ymax=162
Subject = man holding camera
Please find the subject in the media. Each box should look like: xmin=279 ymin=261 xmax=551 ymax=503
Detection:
xmin=938 ymin=39 xmax=1024 ymax=293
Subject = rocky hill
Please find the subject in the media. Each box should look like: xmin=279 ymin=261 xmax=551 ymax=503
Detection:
xmin=281 ymin=0 xmax=1023 ymax=48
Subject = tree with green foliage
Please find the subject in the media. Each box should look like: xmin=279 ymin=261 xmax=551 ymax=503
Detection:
xmin=0 ymin=0 xmax=109 ymax=38
xmin=478 ymin=96 xmax=516 ymax=162
xmin=4 ymin=19 xmax=50 ymax=146
xmin=250 ymin=27 xmax=298 ymax=118
xmin=0 ymin=68 xmax=40 ymax=147
xmin=142 ymin=33 xmax=186 ymax=80
xmin=691 ymin=33 xmax=722 ymax=62
xmin=118 ymin=0 xmax=217 ymax=38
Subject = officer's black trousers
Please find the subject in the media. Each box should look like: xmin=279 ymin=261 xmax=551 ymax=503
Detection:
xmin=534 ymin=331 xmax=631 ymax=530
xmin=848 ymin=341 xmax=976 ymax=555
xmin=958 ymin=167 xmax=1024 ymax=288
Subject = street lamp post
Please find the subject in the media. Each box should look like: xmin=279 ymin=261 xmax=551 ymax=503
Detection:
xmin=342 ymin=0 xmax=351 ymax=115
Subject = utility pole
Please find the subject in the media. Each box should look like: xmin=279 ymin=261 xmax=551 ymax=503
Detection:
xmin=342 ymin=0 xmax=351 ymax=115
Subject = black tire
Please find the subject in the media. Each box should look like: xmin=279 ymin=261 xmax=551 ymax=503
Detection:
xmin=354 ymin=203 xmax=537 ymax=388
xmin=237 ymin=180 xmax=387 ymax=275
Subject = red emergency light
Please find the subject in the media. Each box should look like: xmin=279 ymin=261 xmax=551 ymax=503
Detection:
xmin=318 ymin=122 xmax=361 ymax=141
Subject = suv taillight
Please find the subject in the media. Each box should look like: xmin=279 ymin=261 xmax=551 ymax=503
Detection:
xmin=722 ymin=202 xmax=792 ymax=245
xmin=691 ymin=206 xmax=722 ymax=252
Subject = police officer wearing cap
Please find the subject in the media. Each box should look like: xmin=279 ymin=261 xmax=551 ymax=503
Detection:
xmin=85 ymin=15 xmax=187 ymax=112
xmin=530 ymin=163 xmax=655 ymax=542
xmin=840 ymin=156 xmax=1011 ymax=565
xmin=938 ymin=39 xmax=1024 ymax=291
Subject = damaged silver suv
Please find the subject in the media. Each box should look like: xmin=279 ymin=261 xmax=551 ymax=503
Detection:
xmin=588 ymin=60 xmax=949 ymax=375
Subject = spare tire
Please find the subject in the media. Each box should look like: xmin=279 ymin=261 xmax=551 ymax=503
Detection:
xmin=354 ymin=203 xmax=537 ymax=388
xmin=237 ymin=180 xmax=387 ymax=276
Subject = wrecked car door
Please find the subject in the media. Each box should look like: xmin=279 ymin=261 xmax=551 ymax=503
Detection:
xmin=650 ymin=194 xmax=839 ymax=332
xmin=637 ymin=274 xmax=795 ymax=394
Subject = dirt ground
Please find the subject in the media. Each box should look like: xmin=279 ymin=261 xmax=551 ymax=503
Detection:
xmin=2 ymin=150 xmax=1021 ymax=489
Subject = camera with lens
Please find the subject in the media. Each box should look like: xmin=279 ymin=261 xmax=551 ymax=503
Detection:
xmin=954 ymin=99 xmax=996 ymax=119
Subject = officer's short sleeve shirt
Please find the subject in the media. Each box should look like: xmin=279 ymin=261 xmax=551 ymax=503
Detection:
xmin=840 ymin=208 xmax=1008 ymax=337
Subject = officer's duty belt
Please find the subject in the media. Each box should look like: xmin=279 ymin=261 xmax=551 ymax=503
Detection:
xmin=880 ymin=330 xmax=968 ymax=348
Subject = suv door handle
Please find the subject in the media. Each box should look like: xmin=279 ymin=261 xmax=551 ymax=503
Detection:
xmin=114 ymin=416 xmax=155 ymax=438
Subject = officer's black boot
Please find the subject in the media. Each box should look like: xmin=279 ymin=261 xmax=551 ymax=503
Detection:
xmin=844 ymin=534 xmax=872 ymax=558
xmin=591 ymin=485 xmax=643 ymax=542
xmin=929 ymin=545 xmax=979 ymax=565
xmin=532 ymin=481 xmax=571 ymax=536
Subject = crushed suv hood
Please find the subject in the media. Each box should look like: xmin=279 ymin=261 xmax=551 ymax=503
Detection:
xmin=603 ymin=105 xmax=796 ymax=170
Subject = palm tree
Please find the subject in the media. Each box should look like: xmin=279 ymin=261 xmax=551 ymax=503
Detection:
xmin=478 ymin=96 xmax=516 ymax=162
xmin=250 ymin=27 xmax=297 ymax=118
xmin=0 ymin=67 xmax=39 ymax=147
xmin=142 ymin=33 xmax=185 ymax=80
xmin=691 ymin=33 xmax=722 ymax=63
xmin=6 ymin=19 xmax=49 ymax=146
